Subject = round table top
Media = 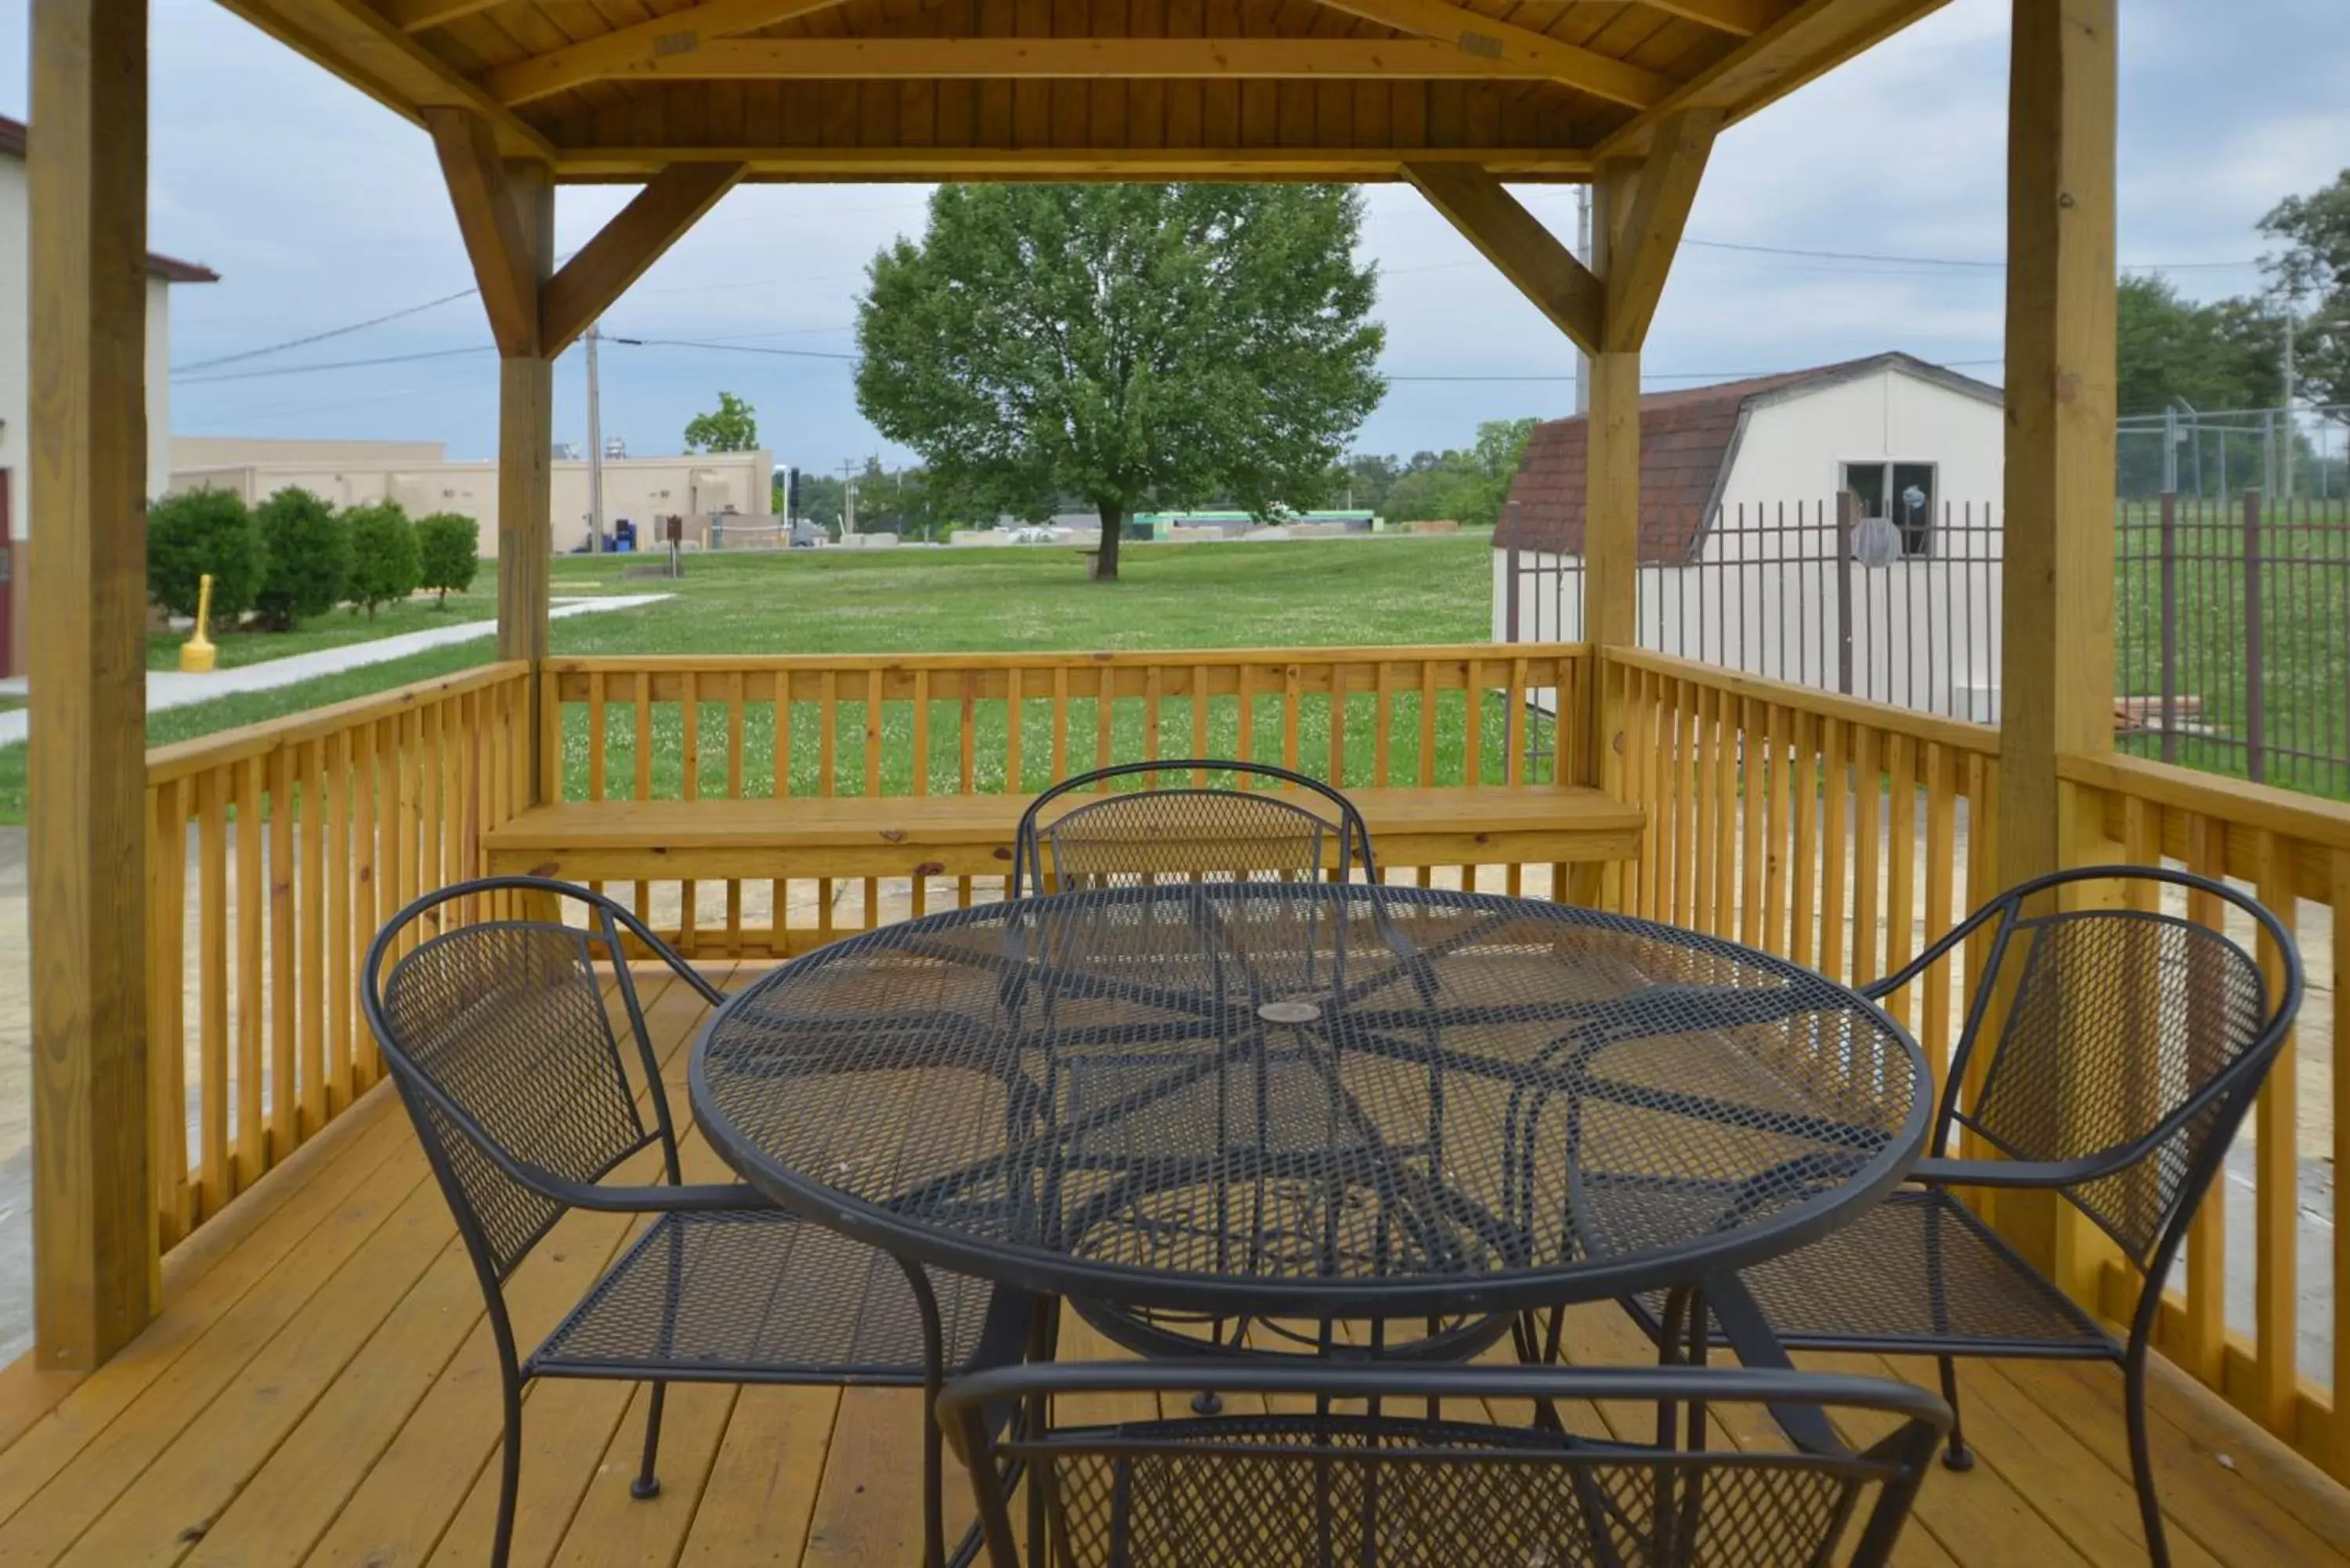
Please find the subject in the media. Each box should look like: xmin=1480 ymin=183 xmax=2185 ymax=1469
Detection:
xmin=690 ymin=883 xmax=1930 ymax=1321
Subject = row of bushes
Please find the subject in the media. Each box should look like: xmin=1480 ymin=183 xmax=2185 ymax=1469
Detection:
xmin=149 ymin=488 xmax=482 ymax=630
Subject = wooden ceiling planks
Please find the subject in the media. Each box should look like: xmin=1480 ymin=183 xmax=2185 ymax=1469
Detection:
xmin=264 ymin=0 xmax=1937 ymax=179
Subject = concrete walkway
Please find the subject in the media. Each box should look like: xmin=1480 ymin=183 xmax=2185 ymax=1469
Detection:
xmin=0 ymin=593 xmax=671 ymax=746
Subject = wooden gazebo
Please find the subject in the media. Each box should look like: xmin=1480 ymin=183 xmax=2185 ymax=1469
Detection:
xmin=16 ymin=0 xmax=2349 ymax=1561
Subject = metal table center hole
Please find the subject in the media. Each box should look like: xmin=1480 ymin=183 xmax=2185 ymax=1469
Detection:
xmin=1258 ymin=999 xmax=1323 ymax=1026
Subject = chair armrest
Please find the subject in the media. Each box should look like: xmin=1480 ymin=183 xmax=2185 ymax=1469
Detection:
xmin=1911 ymin=1154 xmax=2110 ymax=1189
xmin=561 ymin=1180 xmax=776 ymax=1214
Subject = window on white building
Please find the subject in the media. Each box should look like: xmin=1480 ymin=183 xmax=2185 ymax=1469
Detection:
xmin=1841 ymin=461 xmax=1938 ymax=557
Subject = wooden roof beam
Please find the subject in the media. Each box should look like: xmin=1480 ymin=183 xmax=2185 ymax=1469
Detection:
xmin=1646 ymin=0 xmax=1781 ymax=36
xmin=555 ymin=146 xmax=1594 ymax=181
xmin=1601 ymin=107 xmax=1719 ymax=351
xmin=540 ymin=161 xmax=747 ymax=355
xmin=1597 ymin=0 xmax=1945 ymax=157
xmin=483 ymin=0 xmax=857 ymax=107
xmin=1404 ymin=164 xmax=1602 ymax=356
xmin=378 ymin=0 xmax=502 ymax=31
xmin=426 ymin=106 xmax=544 ymax=358
xmin=598 ymin=38 xmax=1564 ymax=83
xmin=1306 ymin=0 xmax=1672 ymax=108
xmin=224 ymin=0 xmax=552 ymax=157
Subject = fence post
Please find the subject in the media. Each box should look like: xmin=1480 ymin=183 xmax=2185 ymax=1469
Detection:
xmin=2242 ymin=486 xmax=2265 ymax=783
xmin=1503 ymin=507 xmax=1522 ymax=644
xmin=2158 ymin=491 xmax=2178 ymax=765
xmin=1502 ymin=504 xmax=1522 ymax=777
xmin=1834 ymin=491 xmax=1856 ymax=697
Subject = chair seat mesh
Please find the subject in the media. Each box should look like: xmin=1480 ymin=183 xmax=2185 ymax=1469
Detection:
xmin=530 ymin=1209 xmax=1016 ymax=1382
xmin=1046 ymin=1412 xmax=1853 ymax=1568
xmin=1645 ymin=1187 xmax=2112 ymax=1355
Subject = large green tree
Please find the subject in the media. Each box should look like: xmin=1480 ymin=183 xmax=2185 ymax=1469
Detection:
xmin=1379 ymin=418 xmax=1537 ymax=529
xmin=684 ymin=392 xmax=761 ymax=453
xmin=2261 ymin=169 xmax=2350 ymax=408
xmin=2116 ymin=274 xmax=2279 ymax=417
xmin=855 ymin=183 xmax=1384 ymax=579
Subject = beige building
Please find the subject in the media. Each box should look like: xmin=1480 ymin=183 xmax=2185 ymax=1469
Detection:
xmin=170 ymin=436 xmax=776 ymax=557
xmin=0 ymin=114 xmax=217 ymax=677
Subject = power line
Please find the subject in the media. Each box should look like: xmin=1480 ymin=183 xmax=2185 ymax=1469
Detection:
xmin=172 ymin=286 xmax=482 ymax=374
xmin=607 ymin=334 xmax=860 ymax=362
xmin=175 ymin=345 xmax=497 ymax=385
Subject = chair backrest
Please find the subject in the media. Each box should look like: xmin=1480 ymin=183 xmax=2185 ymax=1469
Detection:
xmin=361 ymin=876 xmax=722 ymax=1284
xmin=941 ymin=1363 xmax=1949 ymax=1568
xmin=1011 ymin=760 xmax=1377 ymax=898
xmin=1937 ymin=865 xmax=2301 ymax=1267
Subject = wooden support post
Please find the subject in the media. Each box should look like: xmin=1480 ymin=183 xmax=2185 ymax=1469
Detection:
xmin=29 ymin=0 xmax=157 ymax=1367
xmin=499 ymin=165 xmax=555 ymax=800
xmin=1994 ymin=0 xmax=2119 ymax=1279
xmin=1565 ymin=114 xmax=1711 ymax=908
xmin=1996 ymin=0 xmax=2117 ymax=887
xmin=431 ymin=110 xmax=556 ymax=801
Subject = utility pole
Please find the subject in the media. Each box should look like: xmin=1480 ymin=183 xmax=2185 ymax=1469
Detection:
xmin=839 ymin=458 xmax=858 ymax=537
xmin=585 ymin=320 xmax=606 ymax=551
xmin=2280 ymin=295 xmax=2298 ymax=502
xmin=1574 ymin=185 xmax=1593 ymax=418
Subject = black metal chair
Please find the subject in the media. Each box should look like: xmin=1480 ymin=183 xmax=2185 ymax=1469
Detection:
xmin=362 ymin=874 xmax=1038 ymax=1568
xmin=1621 ymin=864 xmax=2303 ymax=1568
xmin=1009 ymin=758 xmax=1379 ymax=898
xmin=939 ymin=1361 xmax=1951 ymax=1568
xmin=1009 ymin=763 xmax=1496 ymax=1374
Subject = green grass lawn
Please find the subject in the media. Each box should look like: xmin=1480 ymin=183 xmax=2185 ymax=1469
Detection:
xmin=0 ymin=537 xmax=1500 ymax=822
xmin=146 ymin=591 xmax=500 ymax=670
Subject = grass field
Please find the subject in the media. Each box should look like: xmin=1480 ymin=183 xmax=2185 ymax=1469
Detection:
xmin=0 ymin=537 xmax=1499 ymax=822
xmin=145 ymin=592 xmax=500 ymax=671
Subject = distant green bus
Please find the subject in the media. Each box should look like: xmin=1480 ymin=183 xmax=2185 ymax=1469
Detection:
xmin=1125 ymin=510 xmax=1377 ymax=540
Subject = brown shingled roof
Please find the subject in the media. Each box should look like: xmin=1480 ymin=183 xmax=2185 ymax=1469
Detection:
xmin=1493 ymin=353 xmax=1984 ymax=565
xmin=0 ymin=116 xmax=220 ymax=284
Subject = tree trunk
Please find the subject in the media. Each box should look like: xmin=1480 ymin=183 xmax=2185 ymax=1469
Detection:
xmin=1094 ymin=504 xmax=1124 ymax=580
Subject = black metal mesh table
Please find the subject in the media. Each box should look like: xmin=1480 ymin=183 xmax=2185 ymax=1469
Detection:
xmin=691 ymin=883 xmax=1930 ymax=1326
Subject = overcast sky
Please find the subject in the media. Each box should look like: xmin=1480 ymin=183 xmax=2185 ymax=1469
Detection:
xmin=3 ymin=0 xmax=2345 ymax=475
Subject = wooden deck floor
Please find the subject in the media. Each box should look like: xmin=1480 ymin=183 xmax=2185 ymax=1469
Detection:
xmin=1 ymin=965 xmax=2345 ymax=1568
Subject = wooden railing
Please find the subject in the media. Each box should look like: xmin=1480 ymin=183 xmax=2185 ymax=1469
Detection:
xmin=143 ymin=663 xmax=534 ymax=1246
xmin=1603 ymin=647 xmax=2004 ymax=1089
xmin=1600 ymin=645 xmax=2346 ymax=1483
xmin=541 ymin=644 xmax=1592 ymax=955
xmin=127 ymin=636 xmax=2343 ymax=1481
xmin=2057 ymin=750 xmax=2347 ymax=1476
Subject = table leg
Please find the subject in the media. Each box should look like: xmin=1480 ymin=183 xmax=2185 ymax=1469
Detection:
xmin=894 ymin=1258 xmax=949 ymax=1568
xmin=1700 ymin=1274 xmax=1847 ymax=1458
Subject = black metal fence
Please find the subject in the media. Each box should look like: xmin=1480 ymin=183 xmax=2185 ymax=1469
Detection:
xmin=2115 ymin=492 xmax=2350 ymax=797
xmin=1500 ymin=490 xmax=2350 ymax=800
xmin=1500 ymin=497 xmax=2004 ymax=722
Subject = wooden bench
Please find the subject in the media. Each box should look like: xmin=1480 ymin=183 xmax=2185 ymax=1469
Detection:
xmin=483 ymin=785 xmax=1644 ymax=891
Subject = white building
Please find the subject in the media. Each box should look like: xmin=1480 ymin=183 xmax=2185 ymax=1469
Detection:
xmin=0 ymin=114 xmax=217 ymax=677
xmin=169 ymin=436 xmax=776 ymax=558
xmin=1493 ymin=352 xmax=2007 ymax=721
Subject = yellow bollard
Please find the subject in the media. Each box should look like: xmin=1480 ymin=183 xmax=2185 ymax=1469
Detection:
xmin=179 ymin=573 xmax=217 ymax=674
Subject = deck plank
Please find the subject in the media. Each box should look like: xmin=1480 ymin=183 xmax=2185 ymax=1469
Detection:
xmin=0 ymin=1107 xmax=417 ymax=1533
xmin=45 ymin=1176 xmax=458 ymax=1568
xmin=0 ymin=971 xmax=2341 ymax=1568
xmin=674 ymin=1385 xmax=841 ymax=1568
xmin=0 ymin=1142 xmax=436 ymax=1565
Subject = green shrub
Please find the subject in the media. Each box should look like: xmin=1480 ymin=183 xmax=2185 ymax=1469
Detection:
xmin=414 ymin=512 xmax=481 ymax=606
xmin=344 ymin=500 xmax=421 ymax=619
xmin=251 ymin=487 xmax=349 ymax=629
xmin=146 ymin=489 xmax=264 ymax=623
